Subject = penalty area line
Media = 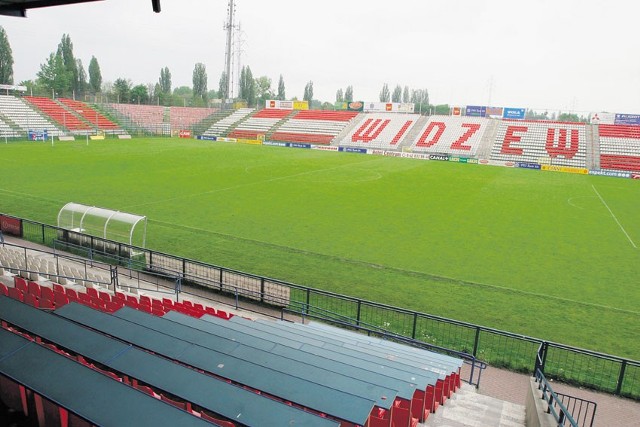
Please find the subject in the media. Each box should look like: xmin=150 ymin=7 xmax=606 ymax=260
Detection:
xmin=592 ymin=184 xmax=637 ymax=249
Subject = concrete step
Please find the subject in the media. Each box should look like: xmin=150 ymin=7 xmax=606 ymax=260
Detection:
xmin=424 ymin=384 xmax=525 ymax=427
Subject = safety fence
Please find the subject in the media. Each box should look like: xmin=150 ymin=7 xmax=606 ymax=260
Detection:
xmin=1 ymin=213 xmax=638 ymax=400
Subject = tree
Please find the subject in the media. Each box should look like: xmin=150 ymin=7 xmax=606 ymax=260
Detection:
xmin=411 ymin=89 xmax=430 ymax=114
xmin=88 ymin=56 xmax=102 ymax=94
xmin=192 ymin=63 xmax=208 ymax=102
xmin=379 ymin=83 xmax=390 ymax=102
xmin=76 ymin=59 xmax=87 ymax=97
xmin=238 ymin=66 xmax=256 ymax=106
xmin=335 ymin=88 xmax=344 ymax=102
xmin=255 ymin=76 xmax=273 ymax=106
xmin=57 ymin=34 xmax=79 ymax=96
xmin=159 ymin=67 xmax=171 ymax=94
xmin=345 ymin=85 xmax=353 ymax=102
xmin=218 ymin=72 xmax=228 ymax=100
xmin=277 ymin=74 xmax=285 ymax=100
xmin=37 ymin=52 xmax=69 ymax=97
xmin=434 ymin=104 xmax=450 ymax=115
xmin=113 ymin=78 xmax=131 ymax=103
xmin=391 ymin=85 xmax=402 ymax=102
xmin=130 ymin=84 xmax=149 ymax=104
xmin=403 ymin=86 xmax=410 ymax=103
xmin=0 ymin=26 xmax=14 ymax=85
xmin=173 ymin=86 xmax=193 ymax=106
xmin=303 ymin=81 xmax=314 ymax=103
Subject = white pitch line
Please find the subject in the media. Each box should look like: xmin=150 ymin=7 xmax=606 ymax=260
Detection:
xmin=592 ymin=184 xmax=637 ymax=249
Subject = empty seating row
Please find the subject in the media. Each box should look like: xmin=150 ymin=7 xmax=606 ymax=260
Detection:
xmin=407 ymin=116 xmax=490 ymax=156
xmin=0 ymin=95 xmax=63 ymax=136
xmin=203 ymin=108 xmax=254 ymax=137
xmin=0 ymin=115 xmax=20 ymax=137
xmin=0 ymin=305 xmax=217 ymax=427
xmin=337 ymin=113 xmax=418 ymax=149
xmin=270 ymin=110 xmax=360 ymax=145
xmin=24 ymin=96 xmax=92 ymax=131
xmin=490 ymin=120 xmax=587 ymax=167
xmin=598 ymin=124 xmax=640 ymax=172
xmin=170 ymin=106 xmax=218 ymax=129
xmin=0 ymin=296 xmax=331 ymax=427
xmin=58 ymin=98 xmax=121 ymax=130
xmin=106 ymin=103 xmax=165 ymax=130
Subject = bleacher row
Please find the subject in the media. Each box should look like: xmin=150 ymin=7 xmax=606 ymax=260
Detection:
xmin=0 ymin=95 xmax=63 ymax=137
xmin=0 ymin=247 xmax=462 ymax=427
xmin=105 ymin=104 xmax=219 ymax=132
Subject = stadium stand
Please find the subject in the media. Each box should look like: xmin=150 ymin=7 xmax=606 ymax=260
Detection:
xmin=105 ymin=103 xmax=165 ymax=132
xmin=24 ymin=96 xmax=92 ymax=131
xmin=169 ymin=106 xmax=218 ymax=130
xmin=271 ymin=110 xmax=359 ymax=145
xmin=408 ymin=116 xmax=490 ymax=156
xmin=337 ymin=113 xmax=418 ymax=149
xmin=490 ymin=120 xmax=588 ymax=167
xmin=0 ymin=95 xmax=63 ymax=136
xmin=0 ymin=115 xmax=19 ymax=138
xmin=227 ymin=108 xmax=291 ymax=139
xmin=203 ymin=108 xmax=254 ymax=137
xmin=57 ymin=98 xmax=122 ymax=132
xmin=598 ymin=124 xmax=640 ymax=172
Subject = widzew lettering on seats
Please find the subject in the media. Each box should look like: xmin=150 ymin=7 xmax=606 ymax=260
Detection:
xmin=416 ymin=122 xmax=481 ymax=150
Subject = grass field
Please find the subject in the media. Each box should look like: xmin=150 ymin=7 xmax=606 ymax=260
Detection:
xmin=1 ymin=138 xmax=639 ymax=360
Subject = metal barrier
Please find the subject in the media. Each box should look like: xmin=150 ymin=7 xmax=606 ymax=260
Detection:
xmin=2 ymin=213 xmax=639 ymax=399
xmin=535 ymin=367 xmax=597 ymax=427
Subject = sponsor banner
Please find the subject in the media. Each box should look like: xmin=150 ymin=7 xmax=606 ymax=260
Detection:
xmin=28 ymin=130 xmax=48 ymax=141
xmin=363 ymin=102 xmax=414 ymax=113
xmin=589 ymin=170 xmax=632 ymax=178
xmin=266 ymin=100 xmax=294 ymax=110
xmin=449 ymin=156 xmax=478 ymax=164
xmin=401 ymin=152 xmax=430 ymax=160
xmin=451 ymin=106 xmax=462 ymax=116
xmin=614 ymin=113 xmax=640 ymax=126
xmin=0 ymin=215 xmax=22 ymax=237
xmin=216 ymin=137 xmax=237 ymax=142
xmin=369 ymin=149 xmax=385 ymax=156
xmin=196 ymin=135 xmax=217 ymax=141
xmin=339 ymin=147 xmax=367 ymax=154
xmin=589 ymin=112 xmax=616 ymax=125
xmin=89 ymin=135 xmax=105 ymax=140
xmin=465 ymin=106 xmax=486 ymax=117
xmin=347 ymin=101 xmax=364 ymax=112
xmin=0 ymin=84 xmax=27 ymax=92
xmin=179 ymin=130 xmax=192 ymax=139
xmin=262 ymin=141 xmax=289 ymax=147
xmin=541 ymin=165 xmax=588 ymax=174
xmin=503 ymin=107 xmax=526 ymax=120
xmin=429 ymin=154 xmax=450 ymax=161
xmin=293 ymin=101 xmax=309 ymax=110
xmin=486 ymin=106 xmax=504 ymax=118
xmin=290 ymin=143 xmax=311 ymax=149
xmin=478 ymin=159 xmax=516 ymax=167
xmin=237 ymin=139 xmax=262 ymax=145
xmin=516 ymin=162 xmax=542 ymax=170
xmin=632 ymin=174 xmax=640 ymax=179
xmin=383 ymin=151 xmax=403 ymax=157
xmin=312 ymin=145 xmax=339 ymax=151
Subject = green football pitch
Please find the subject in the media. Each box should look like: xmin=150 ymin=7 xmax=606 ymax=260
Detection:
xmin=1 ymin=138 xmax=638 ymax=359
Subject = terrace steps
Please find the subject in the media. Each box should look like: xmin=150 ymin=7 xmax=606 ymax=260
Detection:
xmin=424 ymin=384 xmax=526 ymax=427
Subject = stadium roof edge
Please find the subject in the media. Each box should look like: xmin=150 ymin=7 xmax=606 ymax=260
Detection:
xmin=0 ymin=0 xmax=160 ymax=17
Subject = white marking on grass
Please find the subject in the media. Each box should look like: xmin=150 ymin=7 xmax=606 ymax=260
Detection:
xmin=123 ymin=158 xmax=386 ymax=209
xmin=592 ymin=184 xmax=637 ymax=249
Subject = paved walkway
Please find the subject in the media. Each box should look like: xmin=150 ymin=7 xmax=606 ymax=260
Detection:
xmin=462 ymin=363 xmax=640 ymax=427
xmin=3 ymin=236 xmax=639 ymax=426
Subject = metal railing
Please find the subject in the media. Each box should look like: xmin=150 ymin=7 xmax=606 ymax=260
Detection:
xmin=2 ymin=213 xmax=639 ymax=399
xmin=535 ymin=366 xmax=597 ymax=427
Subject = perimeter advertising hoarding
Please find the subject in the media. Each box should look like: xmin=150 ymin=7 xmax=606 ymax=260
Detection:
xmin=196 ymin=135 xmax=216 ymax=141
xmin=589 ymin=170 xmax=631 ymax=178
xmin=589 ymin=112 xmax=616 ymax=125
xmin=429 ymin=154 xmax=450 ymax=161
xmin=334 ymin=101 xmax=364 ymax=111
xmin=465 ymin=106 xmax=486 ymax=117
xmin=541 ymin=165 xmax=588 ymax=174
xmin=293 ymin=101 xmax=309 ymax=110
xmin=179 ymin=130 xmax=192 ymax=138
xmin=451 ymin=106 xmax=462 ymax=116
xmin=340 ymin=147 xmax=367 ymax=154
xmin=614 ymin=114 xmax=640 ymax=126
xmin=0 ymin=215 xmax=22 ymax=237
xmin=517 ymin=162 xmax=542 ymax=170
xmin=266 ymin=100 xmax=294 ymax=109
xmin=363 ymin=102 xmax=414 ymax=113
xmin=503 ymin=108 xmax=526 ymax=120
xmin=486 ymin=107 xmax=504 ymax=118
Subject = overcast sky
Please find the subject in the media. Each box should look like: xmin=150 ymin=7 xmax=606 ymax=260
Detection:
xmin=1 ymin=0 xmax=639 ymax=113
